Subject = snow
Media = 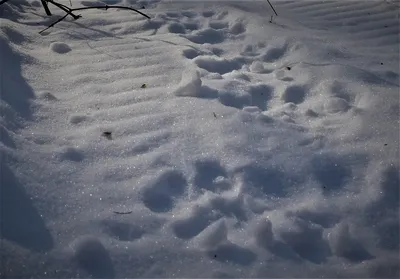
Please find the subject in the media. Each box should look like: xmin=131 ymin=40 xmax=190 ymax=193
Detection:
xmin=0 ymin=0 xmax=399 ymax=278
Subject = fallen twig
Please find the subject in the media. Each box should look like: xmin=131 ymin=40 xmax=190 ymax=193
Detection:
xmin=39 ymin=12 xmax=70 ymax=34
xmin=71 ymin=5 xmax=150 ymax=19
xmin=39 ymin=3 xmax=150 ymax=33
xmin=46 ymin=0 xmax=80 ymax=19
xmin=113 ymin=211 xmax=133 ymax=215
xmin=266 ymin=0 xmax=278 ymax=16
xmin=41 ymin=0 xmax=52 ymax=16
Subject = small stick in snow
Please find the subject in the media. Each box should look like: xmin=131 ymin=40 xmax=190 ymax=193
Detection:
xmin=39 ymin=2 xmax=150 ymax=33
xmin=39 ymin=13 xmax=74 ymax=34
xmin=102 ymin=131 xmax=112 ymax=140
xmin=113 ymin=211 xmax=133 ymax=215
xmin=266 ymin=0 xmax=278 ymax=16
xmin=47 ymin=0 xmax=81 ymax=20
xmin=41 ymin=0 xmax=52 ymax=16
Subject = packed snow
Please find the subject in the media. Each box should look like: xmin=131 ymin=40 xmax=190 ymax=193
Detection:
xmin=1 ymin=0 xmax=399 ymax=278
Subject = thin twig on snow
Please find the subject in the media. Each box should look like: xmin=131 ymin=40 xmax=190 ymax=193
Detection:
xmin=266 ymin=0 xmax=278 ymax=16
xmin=39 ymin=3 xmax=150 ymax=33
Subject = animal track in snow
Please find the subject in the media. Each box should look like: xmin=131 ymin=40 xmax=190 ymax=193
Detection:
xmin=54 ymin=146 xmax=84 ymax=162
xmin=100 ymin=219 xmax=144 ymax=241
xmin=167 ymin=22 xmax=187 ymax=34
xmin=202 ymin=11 xmax=215 ymax=18
xmin=277 ymin=217 xmax=332 ymax=264
xmin=209 ymin=21 xmax=229 ymax=30
xmin=69 ymin=113 xmax=90 ymax=124
xmin=310 ymin=153 xmax=352 ymax=195
xmin=328 ymin=222 xmax=373 ymax=262
xmin=171 ymin=205 xmax=219 ymax=240
xmin=182 ymin=48 xmax=200 ymax=59
xmin=248 ymin=84 xmax=273 ymax=111
xmin=37 ymin=91 xmax=57 ymax=101
xmin=70 ymin=235 xmax=114 ymax=278
xmin=235 ymin=164 xmax=298 ymax=198
xmin=229 ymin=20 xmax=246 ymax=35
xmin=194 ymin=219 xmax=257 ymax=266
xmin=141 ymin=169 xmax=187 ymax=213
xmin=181 ymin=11 xmax=198 ymax=18
xmin=324 ymin=97 xmax=350 ymax=113
xmin=193 ymin=160 xmax=231 ymax=193
xmin=185 ymin=28 xmax=225 ymax=44
xmin=193 ymin=55 xmax=243 ymax=75
xmin=249 ymin=61 xmax=272 ymax=74
xmin=50 ymin=42 xmax=71 ymax=54
xmin=282 ymin=85 xmax=307 ymax=104
xmin=262 ymin=45 xmax=288 ymax=62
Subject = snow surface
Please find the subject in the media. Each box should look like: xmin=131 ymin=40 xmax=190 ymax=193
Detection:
xmin=1 ymin=0 xmax=399 ymax=278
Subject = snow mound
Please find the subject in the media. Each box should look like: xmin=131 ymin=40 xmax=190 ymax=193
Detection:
xmin=174 ymin=69 xmax=203 ymax=97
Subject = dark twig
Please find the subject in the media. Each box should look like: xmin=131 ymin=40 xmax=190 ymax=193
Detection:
xmin=41 ymin=0 xmax=52 ymax=16
xmin=39 ymin=4 xmax=150 ymax=33
xmin=266 ymin=0 xmax=278 ymax=16
xmin=72 ymin=5 xmax=151 ymax=19
xmin=47 ymin=0 xmax=80 ymax=19
xmin=48 ymin=0 xmax=71 ymax=11
xmin=113 ymin=211 xmax=132 ymax=215
xmin=39 ymin=12 xmax=69 ymax=34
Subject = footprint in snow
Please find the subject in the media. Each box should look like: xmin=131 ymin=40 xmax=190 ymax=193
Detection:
xmin=184 ymin=28 xmax=225 ymax=44
xmin=50 ymin=42 xmax=71 ymax=54
xmin=208 ymin=21 xmax=229 ymax=30
xmin=99 ymin=219 xmax=144 ymax=242
xmin=281 ymin=85 xmax=307 ymax=105
xmin=37 ymin=91 xmax=57 ymax=101
xmin=193 ymin=55 xmax=243 ymax=75
xmin=141 ymin=169 xmax=187 ymax=213
xmin=202 ymin=11 xmax=215 ymax=18
xmin=193 ymin=159 xmax=232 ymax=193
xmin=167 ymin=22 xmax=187 ymax=34
xmin=171 ymin=205 xmax=219 ymax=240
xmin=182 ymin=48 xmax=201 ymax=59
xmin=69 ymin=113 xmax=90 ymax=125
xmin=70 ymin=235 xmax=115 ymax=278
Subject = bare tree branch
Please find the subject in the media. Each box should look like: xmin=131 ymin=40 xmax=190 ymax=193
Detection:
xmin=46 ymin=0 xmax=80 ymax=19
xmin=39 ymin=12 xmax=69 ymax=34
xmin=1 ymin=0 xmax=151 ymax=34
xmin=39 ymin=3 xmax=151 ymax=33
xmin=72 ymin=5 xmax=151 ymax=19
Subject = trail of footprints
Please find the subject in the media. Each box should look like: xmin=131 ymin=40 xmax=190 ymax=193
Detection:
xmin=41 ymin=3 xmax=380 ymax=268
xmin=169 ymin=10 xmax=311 ymax=113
